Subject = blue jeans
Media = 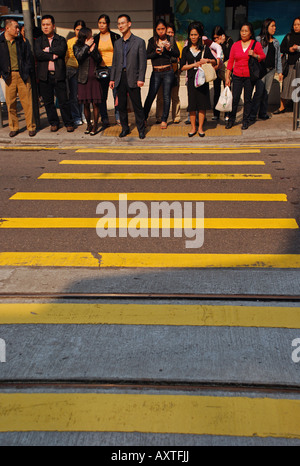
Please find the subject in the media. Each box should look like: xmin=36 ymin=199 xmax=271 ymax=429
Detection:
xmin=250 ymin=69 xmax=275 ymax=119
xmin=144 ymin=69 xmax=174 ymax=122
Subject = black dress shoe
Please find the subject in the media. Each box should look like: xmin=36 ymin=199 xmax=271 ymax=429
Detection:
xmin=119 ymin=129 xmax=130 ymax=138
xmin=225 ymin=121 xmax=234 ymax=129
xmin=258 ymin=114 xmax=270 ymax=120
xmin=241 ymin=121 xmax=249 ymax=130
xmin=198 ymin=132 xmax=205 ymax=137
xmin=9 ymin=130 xmax=19 ymax=137
xmin=273 ymin=109 xmax=286 ymax=115
xmin=139 ymin=132 xmax=145 ymax=139
xmin=188 ymin=131 xmax=197 ymax=137
xmin=101 ymin=122 xmax=110 ymax=130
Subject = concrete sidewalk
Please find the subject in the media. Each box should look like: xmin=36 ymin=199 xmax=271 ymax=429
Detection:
xmin=0 ymin=100 xmax=299 ymax=147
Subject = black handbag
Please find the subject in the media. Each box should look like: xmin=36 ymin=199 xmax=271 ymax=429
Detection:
xmin=95 ymin=66 xmax=110 ymax=80
xmin=281 ymin=34 xmax=291 ymax=77
xmin=248 ymin=41 xmax=267 ymax=82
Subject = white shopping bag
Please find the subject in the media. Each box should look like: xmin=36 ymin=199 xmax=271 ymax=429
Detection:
xmin=194 ymin=67 xmax=205 ymax=87
xmin=215 ymin=86 xmax=232 ymax=113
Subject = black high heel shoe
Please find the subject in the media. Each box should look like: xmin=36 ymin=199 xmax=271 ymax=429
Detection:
xmin=90 ymin=124 xmax=98 ymax=136
xmin=84 ymin=123 xmax=92 ymax=134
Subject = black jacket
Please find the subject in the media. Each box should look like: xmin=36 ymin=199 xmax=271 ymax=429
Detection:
xmin=0 ymin=33 xmax=34 ymax=83
xmin=93 ymin=30 xmax=120 ymax=49
xmin=34 ymin=33 xmax=67 ymax=81
xmin=146 ymin=35 xmax=180 ymax=67
xmin=73 ymin=43 xmax=102 ymax=84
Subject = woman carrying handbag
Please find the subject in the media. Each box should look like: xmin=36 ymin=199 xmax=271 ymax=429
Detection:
xmin=74 ymin=27 xmax=102 ymax=135
xmin=180 ymin=22 xmax=216 ymax=137
xmin=249 ymin=18 xmax=282 ymax=121
xmin=212 ymin=26 xmax=233 ymax=121
xmin=273 ymin=16 xmax=300 ymax=114
xmin=225 ymin=22 xmax=265 ymax=130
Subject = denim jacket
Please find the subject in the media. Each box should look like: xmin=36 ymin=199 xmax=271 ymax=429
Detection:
xmin=256 ymin=36 xmax=282 ymax=74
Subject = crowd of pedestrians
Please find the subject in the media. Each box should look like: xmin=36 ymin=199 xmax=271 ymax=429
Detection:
xmin=0 ymin=13 xmax=299 ymax=138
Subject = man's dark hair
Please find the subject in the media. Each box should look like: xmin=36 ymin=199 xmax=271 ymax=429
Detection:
xmin=117 ymin=14 xmax=131 ymax=23
xmin=42 ymin=14 xmax=55 ymax=25
xmin=5 ymin=18 xmax=19 ymax=28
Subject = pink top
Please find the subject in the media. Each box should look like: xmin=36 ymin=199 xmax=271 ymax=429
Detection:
xmin=227 ymin=40 xmax=266 ymax=77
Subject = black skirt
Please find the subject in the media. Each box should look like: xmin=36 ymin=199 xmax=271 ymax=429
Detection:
xmin=187 ymin=70 xmax=211 ymax=111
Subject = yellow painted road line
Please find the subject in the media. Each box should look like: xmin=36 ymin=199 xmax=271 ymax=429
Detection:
xmin=0 ymin=303 xmax=299 ymax=328
xmin=0 ymin=218 xmax=298 ymax=229
xmin=10 ymin=192 xmax=288 ymax=202
xmin=76 ymin=148 xmax=261 ymax=154
xmin=0 ymin=146 xmax=86 ymax=151
xmin=1 ymin=144 xmax=299 ymax=152
xmin=0 ymin=393 xmax=299 ymax=437
xmin=38 ymin=173 xmax=272 ymax=180
xmin=0 ymin=252 xmax=299 ymax=268
xmin=60 ymin=160 xmax=265 ymax=166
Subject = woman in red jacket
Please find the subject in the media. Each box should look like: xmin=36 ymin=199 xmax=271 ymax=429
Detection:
xmin=225 ymin=22 xmax=265 ymax=130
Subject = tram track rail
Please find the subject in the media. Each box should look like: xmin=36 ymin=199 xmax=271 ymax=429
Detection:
xmin=0 ymin=379 xmax=300 ymax=394
xmin=0 ymin=292 xmax=299 ymax=301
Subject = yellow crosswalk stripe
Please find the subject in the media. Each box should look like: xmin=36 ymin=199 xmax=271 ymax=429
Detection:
xmin=38 ymin=173 xmax=272 ymax=180
xmin=0 ymin=303 xmax=299 ymax=328
xmin=0 ymin=393 xmax=299 ymax=437
xmin=9 ymin=192 xmax=287 ymax=201
xmin=0 ymin=218 xmax=297 ymax=229
xmin=76 ymin=148 xmax=261 ymax=154
xmin=60 ymin=160 xmax=265 ymax=166
xmin=0 ymin=252 xmax=299 ymax=268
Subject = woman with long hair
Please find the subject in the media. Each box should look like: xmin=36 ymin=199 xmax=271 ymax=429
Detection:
xmin=274 ymin=16 xmax=300 ymax=114
xmin=211 ymin=25 xmax=233 ymax=121
xmin=66 ymin=19 xmax=86 ymax=126
xmin=180 ymin=22 xmax=216 ymax=137
xmin=155 ymin=23 xmax=183 ymax=124
xmin=74 ymin=27 xmax=102 ymax=135
xmin=225 ymin=22 xmax=265 ymax=130
xmin=93 ymin=14 xmax=120 ymax=127
xmin=144 ymin=18 xmax=180 ymax=129
xmin=250 ymin=18 xmax=282 ymax=120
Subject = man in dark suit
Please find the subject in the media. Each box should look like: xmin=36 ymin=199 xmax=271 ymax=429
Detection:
xmin=109 ymin=14 xmax=147 ymax=139
xmin=35 ymin=14 xmax=74 ymax=132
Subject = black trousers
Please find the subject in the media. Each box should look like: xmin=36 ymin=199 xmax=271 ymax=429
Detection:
xmin=116 ymin=69 xmax=144 ymax=133
xmin=39 ymin=72 xmax=73 ymax=127
xmin=229 ymin=75 xmax=254 ymax=124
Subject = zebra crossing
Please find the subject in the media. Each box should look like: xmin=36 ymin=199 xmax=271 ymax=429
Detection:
xmin=1 ymin=145 xmax=299 ymax=268
xmin=0 ymin=145 xmax=299 ymax=445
